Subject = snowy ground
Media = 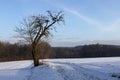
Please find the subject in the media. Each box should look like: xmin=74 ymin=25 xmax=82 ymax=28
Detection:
xmin=0 ymin=57 xmax=120 ymax=80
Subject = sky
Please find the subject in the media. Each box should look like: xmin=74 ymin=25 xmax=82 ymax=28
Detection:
xmin=1 ymin=0 xmax=120 ymax=47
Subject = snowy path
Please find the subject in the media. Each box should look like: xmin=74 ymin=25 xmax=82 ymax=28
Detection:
xmin=0 ymin=57 xmax=120 ymax=80
xmin=47 ymin=59 xmax=120 ymax=80
xmin=50 ymin=63 xmax=108 ymax=80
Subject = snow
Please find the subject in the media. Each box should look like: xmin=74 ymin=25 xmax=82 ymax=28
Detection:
xmin=0 ymin=57 xmax=120 ymax=80
xmin=30 ymin=65 xmax=64 ymax=80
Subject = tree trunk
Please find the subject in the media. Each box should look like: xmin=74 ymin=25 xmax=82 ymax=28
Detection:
xmin=32 ymin=45 xmax=39 ymax=66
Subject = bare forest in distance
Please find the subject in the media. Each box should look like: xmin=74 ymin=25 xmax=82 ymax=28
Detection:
xmin=0 ymin=41 xmax=120 ymax=62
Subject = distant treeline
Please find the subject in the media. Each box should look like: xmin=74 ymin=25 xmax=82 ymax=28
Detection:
xmin=54 ymin=44 xmax=120 ymax=58
xmin=0 ymin=41 xmax=120 ymax=62
xmin=0 ymin=41 xmax=53 ymax=62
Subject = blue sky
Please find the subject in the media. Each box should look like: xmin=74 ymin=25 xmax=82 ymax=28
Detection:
xmin=1 ymin=0 xmax=120 ymax=46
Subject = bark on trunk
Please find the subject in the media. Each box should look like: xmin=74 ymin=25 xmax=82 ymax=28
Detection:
xmin=32 ymin=45 xmax=39 ymax=66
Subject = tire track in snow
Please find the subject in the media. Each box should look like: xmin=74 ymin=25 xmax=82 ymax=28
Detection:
xmin=53 ymin=63 xmax=101 ymax=80
xmin=27 ymin=68 xmax=33 ymax=80
xmin=68 ymin=63 xmax=120 ymax=80
xmin=77 ymin=63 xmax=120 ymax=80
xmin=55 ymin=65 xmax=84 ymax=80
xmin=68 ymin=63 xmax=105 ymax=80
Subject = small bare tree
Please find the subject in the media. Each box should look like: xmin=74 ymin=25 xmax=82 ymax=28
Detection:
xmin=15 ymin=11 xmax=64 ymax=66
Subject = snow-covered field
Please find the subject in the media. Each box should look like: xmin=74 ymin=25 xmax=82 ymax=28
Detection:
xmin=0 ymin=57 xmax=120 ymax=80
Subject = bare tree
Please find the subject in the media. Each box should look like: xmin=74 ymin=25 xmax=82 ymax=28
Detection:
xmin=15 ymin=11 xmax=64 ymax=66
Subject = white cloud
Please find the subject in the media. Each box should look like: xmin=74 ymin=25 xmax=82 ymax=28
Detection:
xmin=43 ymin=0 xmax=120 ymax=38
xmin=64 ymin=8 xmax=103 ymax=28
xmin=64 ymin=7 xmax=120 ymax=33
xmin=43 ymin=0 xmax=120 ymax=33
